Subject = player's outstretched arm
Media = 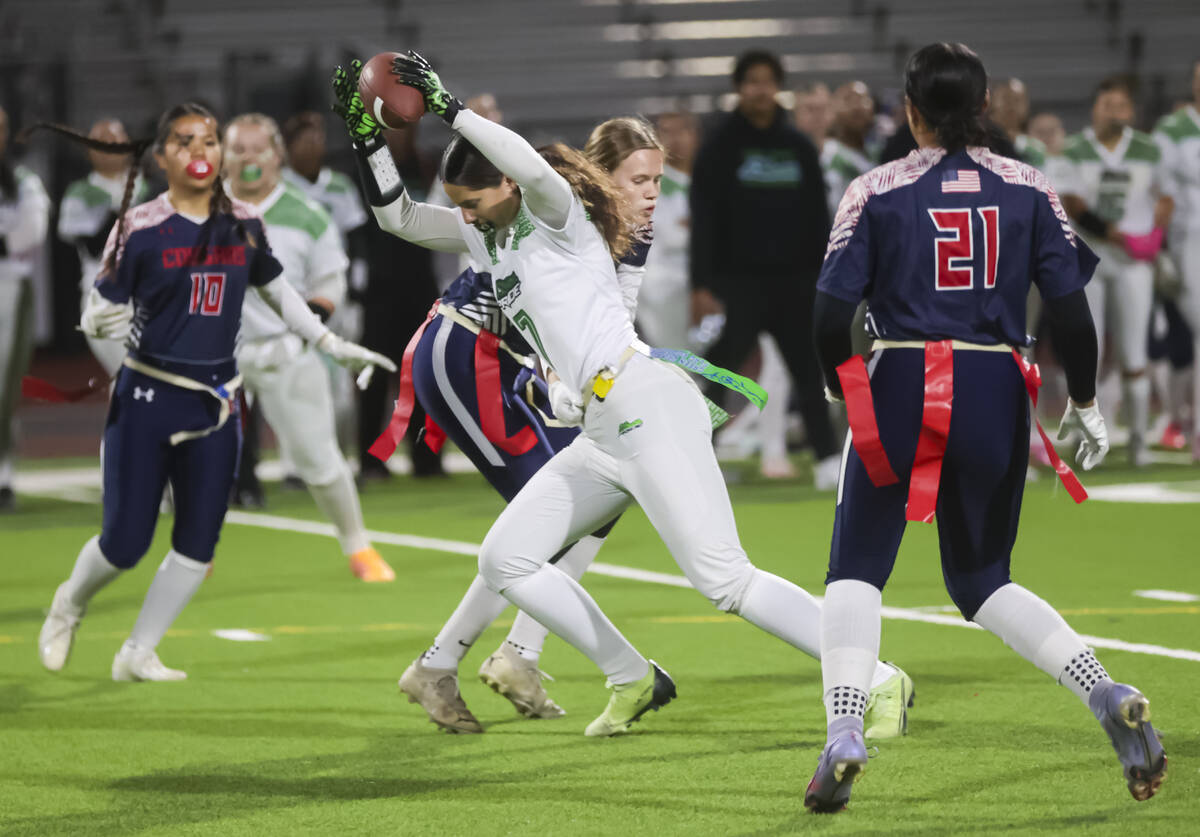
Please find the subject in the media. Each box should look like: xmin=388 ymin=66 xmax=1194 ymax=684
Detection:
xmin=392 ymin=51 xmax=573 ymax=228
xmin=254 ymin=276 xmax=396 ymax=389
xmin=331 ymin=60 xmax=469 ymax=254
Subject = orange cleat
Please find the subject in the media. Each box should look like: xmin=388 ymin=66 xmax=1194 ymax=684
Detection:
xmin=348 ymin=547 xmax=396 ymax=582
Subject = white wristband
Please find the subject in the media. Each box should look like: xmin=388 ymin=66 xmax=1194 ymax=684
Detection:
xmin=367 ymin=144 xmax=401 ymax=196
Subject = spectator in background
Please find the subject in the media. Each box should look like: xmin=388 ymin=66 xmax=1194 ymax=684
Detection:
xmin=824 ymin=82 xmax=877 ymax=217
xmin=794 ymin=82 xmax=833 ymax=148
xmin=0 ymin=105 xmax=50 ymax=511
xmin=58 ymin=119 xmax=151 ymax=376
xmin=990 ymin=78 xmax=1047 ymax=168
xmin=357 ymin=124 xmax=443 ymax=481
xmin=639 ymin=110 xmax=697 ymax=350
xmin=282 ymin=112 xmax=370 ymax=470
xmin=690 ymin=49 xmax=841 ymax=488
xmin=1029 ymin=112 xmax=1067 ymax=157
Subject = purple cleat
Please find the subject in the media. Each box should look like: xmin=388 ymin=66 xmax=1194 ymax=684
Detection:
xmin=804 ymin=721 xmax=868 ymax=813
xmin=1090 ymin=682 xmax=1167 ymax=801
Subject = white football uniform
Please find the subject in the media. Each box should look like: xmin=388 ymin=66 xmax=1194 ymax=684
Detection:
xmin=1054 ymin=126 xmax=1163 ymax=373
xmin=820 ymin=139 xmax=873 ymax=221
xmin=58 ymin=171 xmax=150 ymax=374
xmin=1155 ymin=104 xmax=1200 ymax=442
xmin=0 ymin=165 xmax=50 ymax=486
xmin=638 ymin=164 xmax=691 ymax=349
xmin=370 ymin=109 xmax=828 ymax=686
xmin=235 ymin=183 xmax=363 ymax=554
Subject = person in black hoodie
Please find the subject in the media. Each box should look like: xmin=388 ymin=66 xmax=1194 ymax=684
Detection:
xmin=689 ymin=50 xmax=841 ymax=487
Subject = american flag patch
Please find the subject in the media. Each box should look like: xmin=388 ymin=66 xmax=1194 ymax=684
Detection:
xmin=941 ymin=169 xmax=981 ymax=193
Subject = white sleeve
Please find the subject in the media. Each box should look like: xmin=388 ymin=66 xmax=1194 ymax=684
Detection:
xmin=372 ymin=190 xmax=471 ymax=253
xmin=615 ymin=262 xmax=643 ymax=321
xmin=58 ymin=192 xmax=107 ymax=242
xmin=254 ymin=275 xmax=329 ymax=344
xmin=6 ymin=172 xmax=50 ymax=254
xmin=450 ymin=109 xmax=573 ymax=229
xmin=305 ymin=222 xmax=350 ymax=308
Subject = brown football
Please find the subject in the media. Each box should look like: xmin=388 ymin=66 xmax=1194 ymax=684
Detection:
xmin=357 ymin=52 xmax=425 ymax=129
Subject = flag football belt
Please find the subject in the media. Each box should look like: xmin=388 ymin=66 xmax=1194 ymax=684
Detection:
xmin=369 ymin=302 xmax=535 ymax=462
xmin=581 ymin=340 xmax=768 ymax=429
xmin=838 ymin=339 xmax=1087 ymax=524
xmin=122 ymin=356 xmax=242 ymax=447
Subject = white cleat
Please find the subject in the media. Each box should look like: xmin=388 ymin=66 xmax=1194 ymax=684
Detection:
xmin=478 ymin=642 xmax=566 ymax=719
xmin=39 ymin=584 xmax=83 ymax=672
xmin=111 ymin=641 xmax=187 ymax=682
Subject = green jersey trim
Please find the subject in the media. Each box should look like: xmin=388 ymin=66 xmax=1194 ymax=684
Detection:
xmin=263 ymin=186 xmax=331 ymax=240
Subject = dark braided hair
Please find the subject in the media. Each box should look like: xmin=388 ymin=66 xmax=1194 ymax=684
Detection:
xmin=27 ymin=103 xmax=260 ymax=274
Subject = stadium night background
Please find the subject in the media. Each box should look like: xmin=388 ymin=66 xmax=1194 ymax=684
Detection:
xmin=1 ymin=1 xmax=1199 ymax=833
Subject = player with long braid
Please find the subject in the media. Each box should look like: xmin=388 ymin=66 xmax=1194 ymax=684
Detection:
xmin=34 ymin=104 xmax=394 ymax=681
xmin=806 ymin=44 xmax=1165 ymax=811
xmin=334 ymin=52 xmax=911 ymax=738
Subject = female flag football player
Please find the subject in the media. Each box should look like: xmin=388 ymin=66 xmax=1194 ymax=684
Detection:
xmin=35 ymin=104 xmax=394 ymax=682
xmin=804 ymin=43 xmax=1165 ymax=812
xmin=380 ymin=117 xmax=671 ymax=733
xmin=223 ymin=113 xmax=395 ymax=583
xmin=333 ymin=52 xmax=909 ymax=737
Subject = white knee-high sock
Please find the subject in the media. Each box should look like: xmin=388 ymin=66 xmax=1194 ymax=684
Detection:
xmin=501 ymin=563 xmax=648 ymax=685
xmin=735 ymin=569 xmax=823 ymax=659
xmin=1123 ymin=375 xmax=1151 ymax=444
xmin=820 ymin=579 xmax=881 ymax=727
xmin=504 ymin=534 xmax=604 ymax=661
xmin=972 ymin=583 xmax=1110 ymax=706
xmin=308 ymin=463 xmax=370 ymax=555
xmin=62 ymin=535 xmax=123 ymax=610
xmin=422 ymin=574 xmax=511 ymax=670
xmin=128 ymin=550 xmax=208 ymax=651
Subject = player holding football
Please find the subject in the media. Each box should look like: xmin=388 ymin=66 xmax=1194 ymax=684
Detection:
xmin=1050 ymin=76 xmax=1174 ymax=466
xmin=35 ymin=104 xmax=393 ymax=681
xmin=806 ymin=43 xmax=1165 ymax=811
xmin=386 ymin=116 xmax=666 ymax=733
xmin=224 ymin=113 xmax=395 ymax=582
xmin=334 ymin=51 xmax=910 ymax=738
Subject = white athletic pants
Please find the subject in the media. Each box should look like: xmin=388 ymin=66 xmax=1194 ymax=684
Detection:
xmin=479 ymin=353 xmax=758 ymax=611
xmin=1170 ymin=231 xmax=1200 ymax=439
xmin=240 ymin=341 xmax=347 ymax=487
xmin=1084 ymin=242 xmax=1154 ymax=374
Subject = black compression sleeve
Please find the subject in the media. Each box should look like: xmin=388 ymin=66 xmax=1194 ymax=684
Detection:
xmin=1043 ymin=289 xmax=1098 ymax=403
xmin=813 ymin=290 xmax=860 ymax=397
xmin=1074 ymin=209 xmax=1109 ymax=240
xmin=352 ymin=135 xmax=407 ymax=207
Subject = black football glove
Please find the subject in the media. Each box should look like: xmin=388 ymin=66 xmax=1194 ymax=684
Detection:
xmin=390 ymin=50 xmax=463 ymax=126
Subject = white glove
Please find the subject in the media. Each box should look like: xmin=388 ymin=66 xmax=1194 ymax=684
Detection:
xmin=80 ymin=287 xmax=133 ymax=340
xmin=549 ymin=379 xmax=584 ymax=427
xmin=315 ymin=332 xmax=397 ymax=390
xmin=1057 ymin=399 xmax=1109 ymax=471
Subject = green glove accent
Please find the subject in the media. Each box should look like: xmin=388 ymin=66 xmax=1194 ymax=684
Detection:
xmin=390 ymin=50 xmax=463 ymax=126
xmin=331 ymin=60 xmax=381 ymax=143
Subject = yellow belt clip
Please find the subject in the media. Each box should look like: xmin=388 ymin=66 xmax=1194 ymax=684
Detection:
xmin=591 ymin=369 xmax=616 ymax=401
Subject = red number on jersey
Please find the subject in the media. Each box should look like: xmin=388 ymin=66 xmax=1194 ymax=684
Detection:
xmin=928 ymin=207 xmax=1000 ymax=291
xmin=188 ymin=272 xmax=227 ymax=316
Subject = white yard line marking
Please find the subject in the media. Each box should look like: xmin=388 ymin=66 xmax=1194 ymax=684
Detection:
xmin=1134 ymin=589 xmax=1199 ymax=603
xmin=212 ymin=629 xmax=272 ymax=642
xmin=1088 ymin=482 xmax=1200 ymax=504
xmin=17 ymin=474 xmax=1200 ymax=663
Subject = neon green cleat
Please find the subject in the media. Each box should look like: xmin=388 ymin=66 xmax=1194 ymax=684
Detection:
xmin=863 ymin=662 xmax=915 ymax=740
xmin=584 ymin=660 xmax=676 ymax=737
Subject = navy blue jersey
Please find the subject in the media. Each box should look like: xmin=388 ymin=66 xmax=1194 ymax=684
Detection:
xmin=96 ymin=193 xmax=282 ymax=366
xmin=818 ymin=147 xmax=1098 ymax=346
xmin=441 ymin=267 xmax=532 ymax=355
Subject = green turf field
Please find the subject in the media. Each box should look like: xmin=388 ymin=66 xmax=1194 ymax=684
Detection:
xmin=2 ymin=456 xmax=1198 ymax=835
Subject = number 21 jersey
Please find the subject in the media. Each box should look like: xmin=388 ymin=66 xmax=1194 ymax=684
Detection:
xmin=818 ymin=146 xmax=1098 ymax=347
